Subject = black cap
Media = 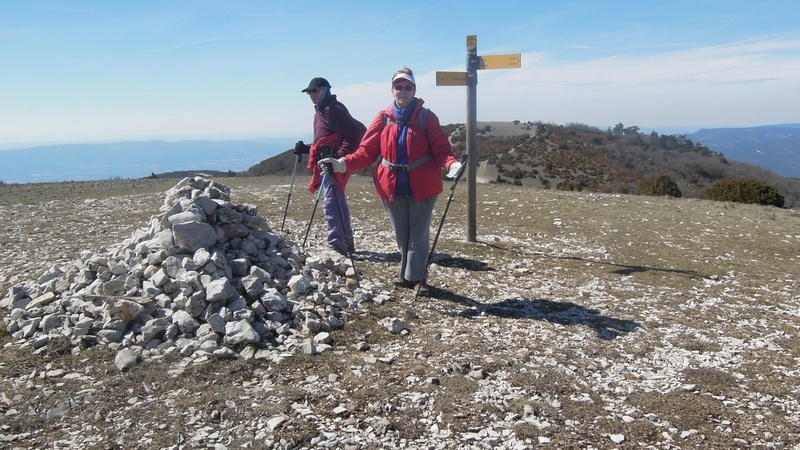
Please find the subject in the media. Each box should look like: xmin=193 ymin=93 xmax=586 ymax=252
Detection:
xmin=301 ymin=77 xmax=331 ymax=93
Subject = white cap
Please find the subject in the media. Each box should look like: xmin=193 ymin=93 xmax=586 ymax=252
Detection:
xmin=391 ymin=73 xmax=416 ymax=86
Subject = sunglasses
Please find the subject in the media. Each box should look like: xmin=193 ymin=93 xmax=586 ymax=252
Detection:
xmin=306 ymin=88 xmax=319 ymax=94
xmin=393 ymin=84 xmax=415 ymax=92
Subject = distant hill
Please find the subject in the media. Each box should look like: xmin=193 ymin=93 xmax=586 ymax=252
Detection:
xmin=688 ymin=124 xmax=800 ymax=179
xmin=4 ymin=123 xmax=798 ymax=208
xmin=247 ymin=121 xmax=800 ymax=208
xmin=146 ymin=170 xmax=236 ymax=179
xmin=0 ymin=138 xmax=296 ymax=184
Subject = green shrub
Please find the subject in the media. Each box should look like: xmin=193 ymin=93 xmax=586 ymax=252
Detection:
xmin=704 ymin=178 xmax=785 ymax=207
xmin=636 ymin=174 xmax=682 ymax=198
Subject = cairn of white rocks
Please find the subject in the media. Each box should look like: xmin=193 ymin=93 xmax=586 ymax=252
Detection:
xmin=1 ymin=177 xmax=376 ymax=370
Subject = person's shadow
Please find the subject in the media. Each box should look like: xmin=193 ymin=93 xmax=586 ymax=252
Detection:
xmin=428 ymin=286 xmax=639 ymax=340
xmin=358 ymin=249 xmax=638 ymax=340
xmin=355 ymin=251 xmax=494 ymax=273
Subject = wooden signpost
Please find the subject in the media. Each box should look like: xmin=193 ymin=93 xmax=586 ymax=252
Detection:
xmin=436 ymin=35 xmax=521 ymax=243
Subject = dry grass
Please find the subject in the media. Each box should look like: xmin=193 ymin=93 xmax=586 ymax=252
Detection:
xmin=1 ymin=175 xmax=798 ymax=448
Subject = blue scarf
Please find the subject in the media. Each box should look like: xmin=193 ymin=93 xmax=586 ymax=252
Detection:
xmin=392 ymin=98 xmax=417 ymax=197
xmin=316 ymin=86 xmax=330 ymax=104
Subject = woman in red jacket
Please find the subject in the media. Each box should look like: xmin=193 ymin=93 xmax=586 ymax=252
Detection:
xmin=320 ymin=67 xmax=462 ymax=296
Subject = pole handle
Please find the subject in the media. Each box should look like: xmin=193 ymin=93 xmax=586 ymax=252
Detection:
xmin=449 ymin=154 xmax=469 ymax=189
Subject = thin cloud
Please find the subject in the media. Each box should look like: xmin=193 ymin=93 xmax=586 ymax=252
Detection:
xmin=564 ymin=44 xmax=601 ymax=50
xmin=38 ymin=6 xmax=94 ymax=13
xmin=524 ymin=37 xmax=800 ymax=88
xmin=404 ymin=35 xmax=800 ymax=130
xmin=139 ymin=37 xmax=225 ymax=55
xmin=245 ymin=27 xmax=296 ymax=36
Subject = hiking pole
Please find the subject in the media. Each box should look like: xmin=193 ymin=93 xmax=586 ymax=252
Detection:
xmin=281 ymin=152 xmax=302 ymax=234
xmin=302 ymin=173 xmax=326 ymax=248
xmin=324 ymin=163 xmax=360 ymax=285
xmin=414 ymin=155 xmax=468 ymax=301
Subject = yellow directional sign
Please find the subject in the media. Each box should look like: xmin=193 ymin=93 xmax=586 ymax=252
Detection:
xmin=436 ymin=71 xmax=468 ymax=86
xmin=479 ymin=53 xmax=521 ymax=70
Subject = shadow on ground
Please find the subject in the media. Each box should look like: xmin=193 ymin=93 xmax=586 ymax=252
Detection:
xmin=430 ymin=286 xmax=639 ymax=340
xmin=480 ymin=240 xmax=707 ymax=280
xmin=356 ymin=251 xmax=495 ymax=273
xmin=358 ymin=246 xmax=637 ymax=340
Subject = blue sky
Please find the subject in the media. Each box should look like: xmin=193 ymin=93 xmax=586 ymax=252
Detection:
xmin=2 ymin=0 xmax=799 ymax=149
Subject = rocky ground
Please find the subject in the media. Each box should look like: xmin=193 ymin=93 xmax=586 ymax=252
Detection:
xmin=1 ymin=176 xmax=799 ymax=449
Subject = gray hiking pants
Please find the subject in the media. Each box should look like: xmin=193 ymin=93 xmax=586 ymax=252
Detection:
xmin=382 ymin=195 xmax=438 ymax=283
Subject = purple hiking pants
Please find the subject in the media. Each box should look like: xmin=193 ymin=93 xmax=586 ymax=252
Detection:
xmin=323 ymin=177 xmax=354 ymax=254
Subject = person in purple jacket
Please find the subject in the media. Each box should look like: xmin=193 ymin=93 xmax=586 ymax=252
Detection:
xmin=294 ymin=77 xmax=365 ymax=255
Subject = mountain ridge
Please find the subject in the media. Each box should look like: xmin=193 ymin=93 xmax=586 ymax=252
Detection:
xmin=0 ymin=137 xmax=296 ymax=184
xmin=688 ymin=124 xmax=800 ymax=179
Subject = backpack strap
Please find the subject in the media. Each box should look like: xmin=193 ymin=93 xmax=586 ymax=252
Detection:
xmin=419 ymin=107 xmax=428 ymax=133
xmin=383 ymin=107 xmax=429 ymax=133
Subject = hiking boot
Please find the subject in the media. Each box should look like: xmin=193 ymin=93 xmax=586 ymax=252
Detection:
xmin=414 ymin=281 xmax=430 ymax=297
xmin=392 ymin=277 xmax=414 ymax=288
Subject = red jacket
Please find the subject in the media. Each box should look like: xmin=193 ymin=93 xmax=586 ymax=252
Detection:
xmin=345 ymin=99 xmax=458 ymax=202
xmin=308 ymin=133 xmax=350 ymax=193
